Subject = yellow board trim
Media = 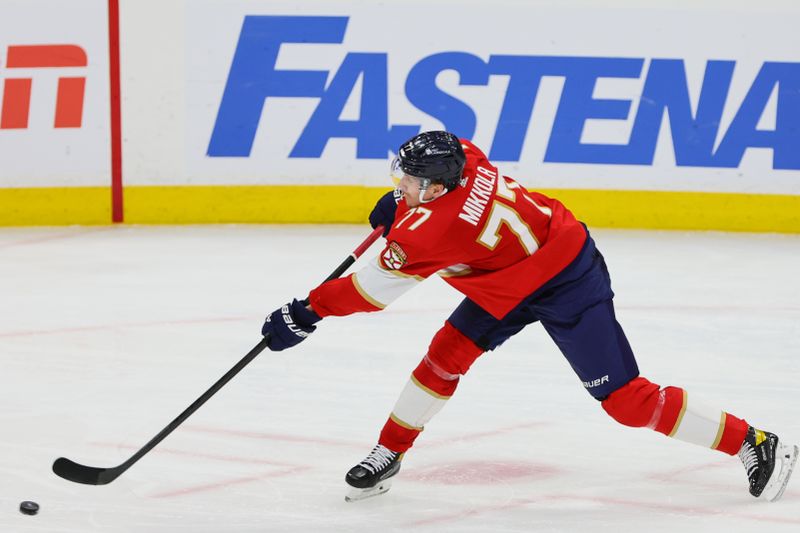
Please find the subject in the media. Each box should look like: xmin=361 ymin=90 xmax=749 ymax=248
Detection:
xmin=124 ymin=185 xmax=386 ymax=224
xmin=711 ymin=412 xmax=727 ymax=450
xmin=541 ymin=189 xmax=800 ymax=233
xmin=0 ymin=187 xmax=111 ymax=226
xmin=2 ymin=185 xmax=800 ymax=233
xmin=668 ymin=390 xmax=689 ymax=438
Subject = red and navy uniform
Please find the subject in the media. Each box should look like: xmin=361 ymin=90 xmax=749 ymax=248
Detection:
xmin=307 ymin=139 xmax=750 ymax=457
xmin=308 ymin=139 xmax=639 ymax=400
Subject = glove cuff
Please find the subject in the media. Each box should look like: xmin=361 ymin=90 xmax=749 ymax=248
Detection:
xmin=290 ymin=298 xmax=322 ymax=326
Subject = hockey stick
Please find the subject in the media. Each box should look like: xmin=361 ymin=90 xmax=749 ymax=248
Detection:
xmin=52 ymin=225 xmax=385 ymax=485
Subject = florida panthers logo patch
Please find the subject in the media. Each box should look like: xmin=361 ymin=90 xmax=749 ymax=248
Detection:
xmin=382 ymin=242 xmax=408 ymax=270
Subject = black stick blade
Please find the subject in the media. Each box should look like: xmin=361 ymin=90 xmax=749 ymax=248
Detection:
xmin=52 ymin=457 xmax=120 ymax=485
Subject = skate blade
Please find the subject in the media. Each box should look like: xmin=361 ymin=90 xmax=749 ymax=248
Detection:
xmin=345 ymin=479 xmax=393 ymax=502
xmin=764 ymin=443 xmax=799 ymax=502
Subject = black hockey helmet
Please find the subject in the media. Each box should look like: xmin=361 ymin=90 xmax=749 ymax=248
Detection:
xmin=393 ymin=131 xmax=466 ymax=191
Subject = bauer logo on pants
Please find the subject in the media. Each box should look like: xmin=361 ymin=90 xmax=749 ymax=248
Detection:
xmin=583 ymin=375 xmax=610 ymax=389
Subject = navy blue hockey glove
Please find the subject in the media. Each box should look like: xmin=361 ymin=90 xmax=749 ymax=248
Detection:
xmin=369 ymin=189 xmax=402 ymax=237
xmin=262 ymin=299 xmax=322 ymax=351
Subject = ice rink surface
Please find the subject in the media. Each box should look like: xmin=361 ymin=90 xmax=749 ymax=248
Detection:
xmin=1 ymin=224 xmax=799 ymax=532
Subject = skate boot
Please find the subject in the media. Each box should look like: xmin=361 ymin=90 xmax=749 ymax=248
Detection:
xmin=738 ymin=426 xmax=798 ymax=502
xmin=344 ymin=444 xmax=403 ymax=502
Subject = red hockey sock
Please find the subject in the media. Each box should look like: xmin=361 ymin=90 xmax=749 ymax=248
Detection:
xmin=378 ymin=322 xmax=483 ymax=453
xmin=378 ymin=358 xmax=457 ymax=452
xmin=603 ymin=376 xmax=749 ymax=456
xmin=712 ymin=412 xmax=749 ymax=455
xmin=379 ymin=416 xmax=421 ymax=453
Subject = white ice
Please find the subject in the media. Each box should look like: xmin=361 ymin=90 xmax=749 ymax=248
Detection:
xmin=1 ymin=225 xmax=799 ymax=532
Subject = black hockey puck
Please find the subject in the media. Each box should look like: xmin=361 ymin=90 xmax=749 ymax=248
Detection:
xmin=19 ymin=501 xmax=39 ymax=515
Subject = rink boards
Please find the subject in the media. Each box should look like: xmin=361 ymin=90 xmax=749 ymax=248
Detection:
xmin=1 ymin=0 xmax=799 ymax=231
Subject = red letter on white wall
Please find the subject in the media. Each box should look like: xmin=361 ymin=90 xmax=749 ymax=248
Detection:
xmin=1 ymin=44 xmax=87 ymax=129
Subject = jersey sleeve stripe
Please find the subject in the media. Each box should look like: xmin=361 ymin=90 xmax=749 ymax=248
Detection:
xmin=437 ymin=264 xmax=473 ymax=278
xmin=352 ymin=257 xmax=422 ymax=308
xmin=352 ymin=273 xmax=387 ymax=310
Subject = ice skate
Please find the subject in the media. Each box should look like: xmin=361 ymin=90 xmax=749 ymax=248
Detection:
xmin=344 ymin=444 xmax=403 ymax=502
xmin=738 ymin=426 xmax=798 ymax=502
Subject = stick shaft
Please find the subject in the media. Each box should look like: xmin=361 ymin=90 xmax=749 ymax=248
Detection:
xmin=120 ymin=225 xmax=384 ymax=471
xmin=54 ymin=225 xmax=384 ymax=484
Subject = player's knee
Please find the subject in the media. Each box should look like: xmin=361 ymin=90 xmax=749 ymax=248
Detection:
xmin=426 ymin=321 xmax=484 ymax=377
xmin=601 ymin=376 xmax=664 ymax=428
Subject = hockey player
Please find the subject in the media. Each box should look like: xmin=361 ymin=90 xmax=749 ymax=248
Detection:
xmin=261 ymin=131 xmax=797 ymax=502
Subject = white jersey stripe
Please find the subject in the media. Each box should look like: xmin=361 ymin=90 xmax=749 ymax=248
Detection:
xmin=352 ymin=257 xmax=422 ymax=308
xmin=351 ymin=273 xmax=386 ymax=309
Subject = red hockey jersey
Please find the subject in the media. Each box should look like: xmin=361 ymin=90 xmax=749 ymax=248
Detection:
xmin=309 ymin=140 xmax=587 ymax=320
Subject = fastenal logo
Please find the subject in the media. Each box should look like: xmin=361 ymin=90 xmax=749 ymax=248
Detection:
xmin=209 ymin=15 xmax=800 ymax=170
xmin=1 ymin=44 xmax=87 ymax=129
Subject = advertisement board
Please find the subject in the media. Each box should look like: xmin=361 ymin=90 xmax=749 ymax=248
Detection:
xmin=177 ymin=1 xmax=800 ymax=196
xmin=0 ymin=0 xmax=111 ymax=224
xmin=2 ymin=0 xmax=798 ymax=230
